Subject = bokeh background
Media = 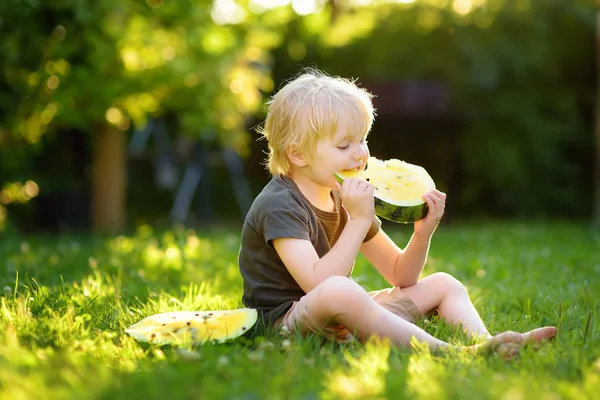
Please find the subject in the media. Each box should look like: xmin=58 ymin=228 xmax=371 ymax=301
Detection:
xmin=0 ymin=0 xmax=597 ymax=235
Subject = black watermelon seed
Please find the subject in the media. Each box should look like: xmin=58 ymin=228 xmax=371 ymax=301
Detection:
xmin=187 ymin=321 xmax=191 ymax=326
xmin=162 ymin=323 xmax=166 ymax=326
xmin=208 ymin=312 xmax=213 ymax=316
xmin=150 ymin=333 xmax=156 ymax=338
xmin=242 ymin=327 xmax=246 ymax=330
xmin=195 ymin=313 xmax=199 ymax=316
xmin=365 ymin=178 xmax=370 ymax=182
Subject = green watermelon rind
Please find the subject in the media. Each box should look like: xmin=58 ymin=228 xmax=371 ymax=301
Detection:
xmin=374 ymin=197 xmax=429 ymax=224
xmin=334 ymin=173 xmax=430 ymax=224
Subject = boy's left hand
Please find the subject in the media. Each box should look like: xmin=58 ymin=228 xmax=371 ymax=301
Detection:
xmin=414 ymin=189 xmax=446 ymax=238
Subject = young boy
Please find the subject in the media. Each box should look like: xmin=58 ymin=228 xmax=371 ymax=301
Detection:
xmin=238 ymin=69 xmax=556 ymax=358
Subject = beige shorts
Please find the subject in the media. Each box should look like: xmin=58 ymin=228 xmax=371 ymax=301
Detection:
xmin=278 ymin=286 xmax=423 ymax=343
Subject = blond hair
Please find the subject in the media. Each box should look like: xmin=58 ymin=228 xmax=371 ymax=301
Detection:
xmin=259 ymin=69 xmax=375 ymax=176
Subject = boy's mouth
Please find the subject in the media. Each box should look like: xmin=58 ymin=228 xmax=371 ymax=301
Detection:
xmin=343 ymin=165 xmax=363 ymax=173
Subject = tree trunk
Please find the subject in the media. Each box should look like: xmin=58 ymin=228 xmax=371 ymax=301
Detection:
xmin=595 ymin=11 xmax=600 ymax=229
xmin=92 ymin=125 xmax=126 ymax=234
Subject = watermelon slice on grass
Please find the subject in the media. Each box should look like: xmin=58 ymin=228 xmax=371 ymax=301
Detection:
xmin=125 ymin=308 xmax=258 ymax=346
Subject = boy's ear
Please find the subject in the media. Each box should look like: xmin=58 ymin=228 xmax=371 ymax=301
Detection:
xmin=286 ymin=146 xmax=308 ymax=167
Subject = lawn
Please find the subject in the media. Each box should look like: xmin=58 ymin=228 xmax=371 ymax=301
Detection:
xmin=0 ymin=221 xmax=598 ymax=399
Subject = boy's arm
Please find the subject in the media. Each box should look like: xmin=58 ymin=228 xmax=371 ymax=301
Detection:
xmin=361 ymin=189 xmax=447 ymax=288
xmin=273 ymin=218 xmax=371 ymax=293
xmin=273 ymin=178 xmax=374 ymax=293
xmin=360 ymin=230 xmax=430 ymax=288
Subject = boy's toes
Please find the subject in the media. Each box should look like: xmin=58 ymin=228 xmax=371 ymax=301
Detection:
xmin=522 ymin=326 xmax=557 ymax=346
xmin=492 ymin=331 xmax=523 ymax=346
xmin=497 ymin=343 xmax=520 ymax=362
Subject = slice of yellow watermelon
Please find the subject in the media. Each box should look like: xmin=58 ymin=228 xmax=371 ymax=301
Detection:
xmin=125 ymin=308 xmax=258 ymax=345
xmin=335 ymin=156 xmax=436 ymax=224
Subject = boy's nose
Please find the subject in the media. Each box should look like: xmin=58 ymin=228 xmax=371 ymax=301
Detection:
xmin=354 ymin=147 xmax=369 ymax=161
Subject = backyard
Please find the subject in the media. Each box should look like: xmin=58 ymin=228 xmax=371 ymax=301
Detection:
xmin=1 ymin=221 xmax=598 ymax=399
xmin=0 ymin=1 xmax=598 ymax=398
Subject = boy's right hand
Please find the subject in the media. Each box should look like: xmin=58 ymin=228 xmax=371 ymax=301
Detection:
xmin=337 ymin=178 xmax=375 ymax=223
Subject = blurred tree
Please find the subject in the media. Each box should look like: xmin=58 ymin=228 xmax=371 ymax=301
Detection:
xmin=0 ymin=0 xmax=287 ymax=234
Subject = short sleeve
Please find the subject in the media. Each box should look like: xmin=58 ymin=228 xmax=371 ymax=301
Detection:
xmin=262 ymin=208 xmax=311 ymax=249
xmin=363 ymin=215 xmax=381 ymax=242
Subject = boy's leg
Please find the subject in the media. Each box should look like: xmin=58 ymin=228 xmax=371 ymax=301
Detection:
xmin=290 ymin=275 xmax=550 ymax=360
xmin=400 ymin=272 xmax=491 ymax=338
xmin=296 ymin=275 xmax=451 ymax=349
xmin=400 ymin=272 xmax=557 ymax=344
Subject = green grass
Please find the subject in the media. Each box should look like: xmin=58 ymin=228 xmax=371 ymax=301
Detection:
xmin=0 ymin=221 xmax=598 ymax=399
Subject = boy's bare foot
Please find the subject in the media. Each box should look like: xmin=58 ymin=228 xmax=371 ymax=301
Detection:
xmin=468 ymin=331 xmax=522 ymax=360
xmin=521 ymin=326 xmax=557 ymax=344
xmin=466 ymin=326 xmax=557 ymax=361
xmin=521 ymin=326 xmax=557 ymax=350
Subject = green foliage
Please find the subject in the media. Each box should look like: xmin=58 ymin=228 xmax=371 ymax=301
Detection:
xmin=0 ymin=222 xmax=598 ymax=399
xmin=0 ymin=0 xmax=295 ymax=231
xmin=0 ymin=0 xmax=595 ymax=226
xmin=0 ymin=0 xmax=286 ymax=159
xmin=273 ymin=0 xmax=596 ymax=217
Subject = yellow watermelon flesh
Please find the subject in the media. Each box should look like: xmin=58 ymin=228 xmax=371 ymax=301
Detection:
xmin=335 ymin=157 xmax=436 ymax=223
xmin=125 ymin=308 xmax=258 ymax=345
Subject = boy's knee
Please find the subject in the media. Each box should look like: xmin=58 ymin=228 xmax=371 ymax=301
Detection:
xmin=318 ymin=275 xmax=361 ymax=294
xmin=430 ymin=272 xmax=467 ymax=294
xmin=314 ymin=276 xmax=365 ymax=310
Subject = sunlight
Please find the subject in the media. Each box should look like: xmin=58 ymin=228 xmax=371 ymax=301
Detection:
xmin=45 ymin=59 xmax=70 ymax=75
xmin=105 ymin=107 xmax=123 ymax=125
xmin=109 ymin=235 xmax=135 ymax=254
xmin=41 ymin=103 xmax=58 ymax=125
xmin=211 ymin=0 xmax=246 ymax=25
xmin=454 ymin=0 xmax=489 ymax=15
xmin=23 ymin=181 xmax=39 ymax=198
xmin=324 ymin=338 xmax=391 ymax=399
xmin=161 ymin=46 xmax=176 ymax=61
xmin=0 ymin=181 xmax=40 ymax=205
xmin=226 ymin=65 xmax=263 ymax=112
xmin=245 ymin=0 xmax=493 ymax=16
xmin=122 ymin=92 xmax=159 ymax=128
xmin=20 ymin=115 xmax=46 ymax=143
xmin=164 ymin=247 xmax=181 ymax=261
xmin=291 ymin=0 xmax=321 ymax=16
xmin=118 ymin=16 xmax=186 ymax=71
xmin=406 ymin=342 xmax=445 ymax=398
xmin=46 ymin=75 xmax=59 ymax=90
xmin=249 ymin=0 xmax=291 ymax=14
xmin=349 ymin=0 xmax=415 ymax=6
xmin=201 ymin=27 xmax=237 ymax=54
xmin=453 ymin=0 xmax=472 ymax=15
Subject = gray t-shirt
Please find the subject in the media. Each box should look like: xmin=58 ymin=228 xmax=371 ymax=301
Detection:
xmin=238 ymin=175 xmax=381 ymax=324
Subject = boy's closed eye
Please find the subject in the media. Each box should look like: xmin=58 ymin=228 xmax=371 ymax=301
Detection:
xmin=337 ymin=136 xmax=367 ymax=150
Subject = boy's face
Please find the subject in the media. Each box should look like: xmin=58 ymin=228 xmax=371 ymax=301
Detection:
xmin=309 ymin=124 xmax=370 ymax=189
